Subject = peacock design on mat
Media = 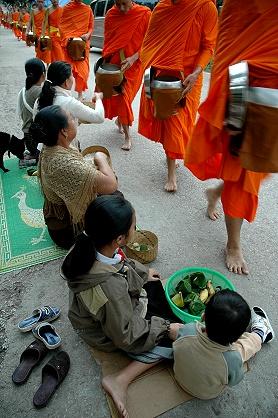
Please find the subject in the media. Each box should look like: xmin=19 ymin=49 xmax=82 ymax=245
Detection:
xmin=11 ymin=187 xmax=46 ymax=245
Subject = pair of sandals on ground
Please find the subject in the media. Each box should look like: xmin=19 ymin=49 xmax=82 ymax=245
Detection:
xmin=12 ymin=305 xmax=69 ymax=408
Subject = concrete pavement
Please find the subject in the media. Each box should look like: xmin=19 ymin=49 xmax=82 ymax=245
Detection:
xmin=0 ymin=26 xmax=277 ymax=418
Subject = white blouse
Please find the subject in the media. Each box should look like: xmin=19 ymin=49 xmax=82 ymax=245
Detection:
xmin=33 ymin=86 xmax=105 ymax=125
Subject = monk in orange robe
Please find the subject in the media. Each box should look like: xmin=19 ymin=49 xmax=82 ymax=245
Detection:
xmin=12 ymin=8 xmax=21 ymax=40
xmin=20 ymin=8 xmax=30 ymax=42
xmin=59 ymin=0 xmax=93 ymax=96
xmin=44 ymin=0 xmax=64 ymax=62
xmin=27 ymin=0 xmax=51 ymax=64
xmin=100 ymin=0 xmax=151 ymax=150
xmin=138 ymin=0 xmax=218 ymax=192
xmin=0 ymin=8 xmax=3 ymax=26
xmin=185 ymin=0 xmax=278 ymax=274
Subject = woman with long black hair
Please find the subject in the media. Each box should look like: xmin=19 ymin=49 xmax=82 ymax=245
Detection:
xmin=31 ymin=105 xmax=117 ymax=248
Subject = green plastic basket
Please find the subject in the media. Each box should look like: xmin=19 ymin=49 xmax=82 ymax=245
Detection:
xmin=165 ymin=267 xmax=236 ymax=323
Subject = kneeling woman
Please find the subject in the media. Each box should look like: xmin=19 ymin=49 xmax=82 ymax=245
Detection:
xmin=61 ymin=195 xmax=181 ymax=416
xmin=32 ymin=105 xmax=118 ymax=249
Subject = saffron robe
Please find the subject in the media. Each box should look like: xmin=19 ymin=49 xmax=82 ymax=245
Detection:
xmin=33 ymin=9 xmax=51 ymax=64
xmin=59 ymin=1 xmax=94 ymax=93
xmin=21 ymin=12 xmax=30 ymax=42
xmin=48 ymin=7 xmax=64 ymax=62
xmin=138 ymin=0 xmax=218 ymax=160
xmin=185 ymin=0 xmax=278 ymax=222
xmin=12 ymin=11 xmax=21 ymax=38
xmin=101 ymin=4 xmax=151 ymax=126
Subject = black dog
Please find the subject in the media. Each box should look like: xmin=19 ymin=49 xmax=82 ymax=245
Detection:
xmin=0 ymin=132 xmax=25 ymax=172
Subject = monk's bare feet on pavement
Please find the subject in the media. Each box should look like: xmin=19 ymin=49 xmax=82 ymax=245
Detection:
xmin=225 ymin=246 xmax=249 ymax=275
xmin=205 ymin=188 xmax=221 ymax=220
xmin=165 ymin=157 xmax=177 ymax=192
xmin=115 ymin=117 xmax=124 ymax=134
xmin=121 ymin=134 xmax=132 ymax=151
xmin=102 ymin=374 xmax=129 ymax=418
xmin=121 ymin=125 xmax=132 ymax=151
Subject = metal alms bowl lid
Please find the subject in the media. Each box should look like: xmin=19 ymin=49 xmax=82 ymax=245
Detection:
xmin=97 ymin=63 xmax=122 ymax=74
xmin=151 ymin=76 xmax=183 ymax=90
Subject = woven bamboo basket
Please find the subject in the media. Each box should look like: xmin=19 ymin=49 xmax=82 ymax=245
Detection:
xmin=81 ymin=145 xmax=112 ymax=167
xmin=125 ymin=230 xmax=158 ymax=264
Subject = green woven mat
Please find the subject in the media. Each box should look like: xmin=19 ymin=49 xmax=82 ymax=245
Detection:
xmin=0 ymin=158 xmax=66 ymax=274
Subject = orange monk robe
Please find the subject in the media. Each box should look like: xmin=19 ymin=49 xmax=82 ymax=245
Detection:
xmin=185 ymin=0 xmax=278 ymax=222
xmin=138 ymin=0 xmax=218 ymax=160
xmin=21 ymin=12 xmax=30 ymax=42
xmin=59 ymin=1 xmax=93 ymax=93
xmin=101 ymin=4 xmax=151 ymax=126
xmin=48 ymin=7 xmax=64 ymax=62
xmin=33 ymin=10 xmax=51 ymax=64
xmin=12 ymin=11 xmax=21 ymax=38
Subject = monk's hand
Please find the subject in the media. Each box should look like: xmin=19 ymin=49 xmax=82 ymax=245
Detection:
xmin=121 ymin=52 xmax=139 ymax=72
xmin=182 ymin=66 xmax=202 ymax=95
xmin=121 ymin=57 xmax=134 ymax=72
xmin=148 ymin=268 xmax=161 ymax=281
xmin=81 ymin=32 xmax=90 ymax=42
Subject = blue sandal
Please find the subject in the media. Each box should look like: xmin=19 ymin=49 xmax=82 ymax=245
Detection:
xmin=32 ymin=322 xmax=62 ymax=350
xmin=18 ymin=306 xmax=61 ymax=333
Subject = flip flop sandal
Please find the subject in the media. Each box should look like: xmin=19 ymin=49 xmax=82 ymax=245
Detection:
xmin=18 ymin=306 xmax=61 ymax=332
xmin=32 ymin=322 xmax=62 ymax=350
xmin=33 ymin=351 xmax=70 ymax=408
xmin=12 ymin=340 xmax=49 ymax=385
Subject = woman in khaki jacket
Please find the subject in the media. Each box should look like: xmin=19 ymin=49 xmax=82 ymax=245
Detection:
xmin=61 ymin=194 xmax=181 ymax=417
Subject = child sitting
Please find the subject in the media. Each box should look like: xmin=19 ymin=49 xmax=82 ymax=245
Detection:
xmin=61 ymin=195 xmax=181 ymax=413
xmin=173 ymin=289 xmax=274 ymax=399
xmin=100 ymin=289 xmax=274 ymax=417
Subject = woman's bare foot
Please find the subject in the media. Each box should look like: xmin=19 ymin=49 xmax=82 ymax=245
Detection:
xmin=115 ymin=118 xmax=124 ymax=134
xmin=205 ymin=188 xmax=221 ymax=220
xmin=102 ymin=374 xmax=129 ymax=418
xmin=225 ymin=246 xmax=249 ymax=275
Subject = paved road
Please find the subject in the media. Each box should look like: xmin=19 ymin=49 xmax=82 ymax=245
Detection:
xmin=0 ymin=26 xmax=277 ymax=418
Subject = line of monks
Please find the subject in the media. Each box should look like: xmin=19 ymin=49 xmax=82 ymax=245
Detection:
xmin=1 ymin=0 xmax=277 ymax=276
xmin=1 ymin=0 xmax=93 ymax=94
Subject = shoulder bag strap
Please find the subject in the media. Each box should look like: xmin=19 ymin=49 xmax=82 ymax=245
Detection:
xmin=21 ymin=87 xmax=34 ymax=113
xmin=31 ymin=10 xmax=35 ymax=34
xmin=41 ymin=8 xmax=49 ymax=37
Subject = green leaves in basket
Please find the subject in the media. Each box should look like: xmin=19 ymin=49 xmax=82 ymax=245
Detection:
xmin=183 ymin=292 xmax=196 ymax=305
xmin=131 ymin=242 xmax=150 ymax=252
xmin=176 ymin=276 xmax=192 ymax=296
xmin=171 ymin=271 xmax=221 ymax=316
xmin=191 ymin=272 xmax=207 ymax=290
xmin=188 ymin=295 xmax=206 ymax=316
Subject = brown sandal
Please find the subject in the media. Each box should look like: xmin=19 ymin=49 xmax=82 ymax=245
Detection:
xmin=12 ymin=340 xmax=49 ymax=385
xmin=33 ymin=351 xmax=70 ymax=408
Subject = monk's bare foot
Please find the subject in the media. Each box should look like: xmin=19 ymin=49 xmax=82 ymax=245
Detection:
xmin=102 ymin=374 xmax=129 ymax=418
xmin=121 ymin=136 xmax=132 ymax=151
xmin=205 ymin=188 xmax=221 ymax=220
xmin=115 ymin=118 xmax=124 ymax=134
xmin=165 ymin=178 xmax=177 ymax=192
xmin=225 ymin=247 xmax=249 ymax=275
